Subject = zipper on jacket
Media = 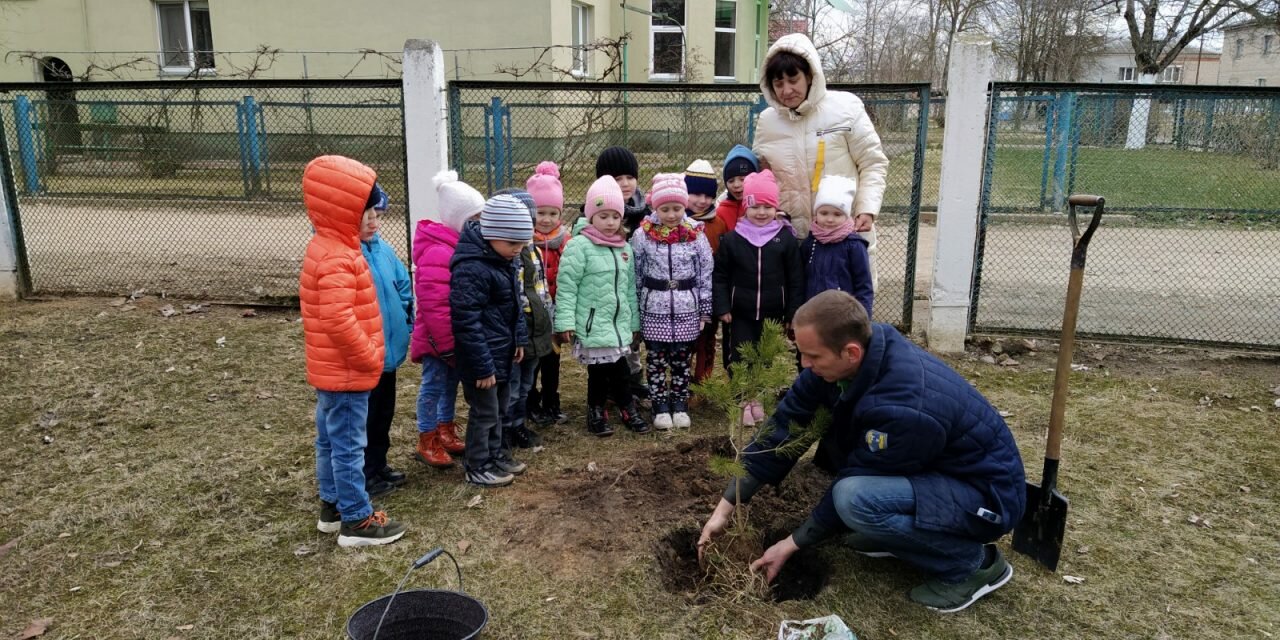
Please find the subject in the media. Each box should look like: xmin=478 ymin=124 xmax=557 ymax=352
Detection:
xmin=667 ymin=243 xmax=675 ymax=333
xmin=613 ymin=247 xmax=623 ymax=348
xmin=586 ymin=308 xmax=596 ymax=333
xmin=816 ymin=126 xmax=852 ymax=136
xmin=755 ymin=246 xmax=763 ymax=321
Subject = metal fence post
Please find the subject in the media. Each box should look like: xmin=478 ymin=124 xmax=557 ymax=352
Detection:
xmin=1040 ymin=96 xmax=1055 ymax=210
xmin=448 ymin=84 xmax=464 ymax=180
xmin=745 ymin=95 xmax=766 ymax=146
xmin=1202 ymin=98 xmax=1215 ymax=151
xmin=235 ymin=100 xmax=251 ymax=198
xmin=502 ymin=101 xmax=513 ymax=189
xmin=928 ymin=33 xmax=994 ymax=352
xmin=901 ymin=85 xmax=930 ymax=333
xmin=482 ymin=99 xmax=494 ymax=195
xmin=968 ymin=85 xmax=1002 ymax=333
xmin=13 ymin=96 xmax=41 ymax=194
xmin=243 ymin=96 xmax=262 ymax=195
xmin=1052 ymin=92 xmax=1075 ymax=213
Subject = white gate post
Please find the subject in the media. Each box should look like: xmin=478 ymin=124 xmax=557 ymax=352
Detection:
xmin=927 ymin=33 xmax=994 ymax=352
xmin=402 ymin=39 xmax=449 ymax=229
xmin=0 ymin=176 xmax=19 ymax=300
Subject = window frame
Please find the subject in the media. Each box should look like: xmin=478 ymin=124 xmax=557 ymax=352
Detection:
xmin=713 ymin=0 xmax=737 ymax=81
xmin=1158 ymin=64 xmax=1182 ymax=84
xmin=571 ymin=3 xmax=591 ymax=78
xmin=648 ymin=0 xmax=685 ymax=81
xmin=1118 ymin=66 xmax=1135 ymax=82
xmin=155 ymin=0 xmax=215 ymax=75
xmin=1234 ymin=38 xmax=1245 ymax=59
xmin=1264 ymin=34 xmax=1274 ymax=56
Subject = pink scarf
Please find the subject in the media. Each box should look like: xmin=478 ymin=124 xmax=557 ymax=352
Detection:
xmin=811 ymin=219 xmax=857 ymax=244
xmin=581 ymin=225 xmax=627 ymax=248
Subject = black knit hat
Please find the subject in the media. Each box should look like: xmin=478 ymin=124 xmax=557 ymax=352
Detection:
xmin=595 ymin=146 xmax=639 ymax=179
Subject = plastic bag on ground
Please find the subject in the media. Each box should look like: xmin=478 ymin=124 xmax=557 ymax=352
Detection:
xmin=778 ymin=614 xmax=857 ymax=640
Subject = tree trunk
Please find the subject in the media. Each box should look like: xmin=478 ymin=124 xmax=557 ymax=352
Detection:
xmin=1125 ymin=73 xmax=1157 ymax=150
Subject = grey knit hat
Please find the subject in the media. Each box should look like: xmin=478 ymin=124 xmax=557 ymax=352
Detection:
xmin=480 ymin=194 xmax=534 ymax=241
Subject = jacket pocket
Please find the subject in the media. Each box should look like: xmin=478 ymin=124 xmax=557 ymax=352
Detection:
xmin=586 ymin=308 xmax=596 ymax=333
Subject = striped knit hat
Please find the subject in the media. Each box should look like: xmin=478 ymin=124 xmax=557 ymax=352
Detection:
xmin=648 ymin=172 xmax=689 ymax=209
xmin=683 ymin=160 xmax=718 ymax=198
xmin=480 ymin=194 xmax=534 ymax=241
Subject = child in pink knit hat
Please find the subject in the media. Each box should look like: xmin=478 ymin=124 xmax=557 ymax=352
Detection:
xmin=553 ymin=176 xmax=647 ymax=436
xmin=711 ymin=169 xmax=804 ymax=425
xmin=631 ymin=173 xmax=713 ymax=430
xmin=525 ymin=161 xmax=569 ymax=426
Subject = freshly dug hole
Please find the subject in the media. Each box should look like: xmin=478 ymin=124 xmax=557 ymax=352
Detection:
xmin=655 ymin=526 xmax=830 ymax=602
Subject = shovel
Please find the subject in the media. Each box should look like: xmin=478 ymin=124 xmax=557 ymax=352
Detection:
xmin=1012 ymin=193 xmax=1104 ymax=572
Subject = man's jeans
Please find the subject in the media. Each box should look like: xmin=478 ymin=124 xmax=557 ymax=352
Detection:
xmin=416 ymin=356 xmax=459 ymax=433
xmin=833 ymin=475 xmax=985 ymax=582
xmin=504 ymin=355 xmax=538 ymax=431
xmin=461 ymin=379 xmax=511 ymax=470
xmin=315 ymin=390 xmax=373 ymax=523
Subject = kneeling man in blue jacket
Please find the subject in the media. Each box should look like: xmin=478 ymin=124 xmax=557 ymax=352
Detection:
xmin=698 ymin=290 xmax=1026 ymax=613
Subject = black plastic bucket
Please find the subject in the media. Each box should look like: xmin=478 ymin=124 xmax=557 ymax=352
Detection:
xmin=346 ymin=588 xmax=488 ymax=640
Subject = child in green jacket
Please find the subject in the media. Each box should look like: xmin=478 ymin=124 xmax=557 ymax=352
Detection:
xmin=554 ymin=176 xmax=648 ymax=437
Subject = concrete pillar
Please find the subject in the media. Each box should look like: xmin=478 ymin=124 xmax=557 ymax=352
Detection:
xmin=927 ymin=33 xmax=994 ymax=353
xmin=402 ymin=39 xmax=450 ymax=229
xmin=0 ymin=168 xmax=20 ymax=300
xmin=1124 ymin=73 xmax=1156 ymax=150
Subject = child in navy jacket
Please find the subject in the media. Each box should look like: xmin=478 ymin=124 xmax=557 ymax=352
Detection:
xmin=802 ymin=175 xmax=873 ymax=317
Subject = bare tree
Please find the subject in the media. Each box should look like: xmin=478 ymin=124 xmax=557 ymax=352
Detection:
xmin=1120 ymin=0 xmax=1263 ymax=75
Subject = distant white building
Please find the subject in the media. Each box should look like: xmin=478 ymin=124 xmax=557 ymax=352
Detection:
xmin=1220 ymin=20 xmax=1280 ymax=87
xmin=1077 ymin=44 xmax=1222 ymax=85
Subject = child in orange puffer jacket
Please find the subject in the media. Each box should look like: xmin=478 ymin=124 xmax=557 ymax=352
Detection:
xmin=300 ymin=155 xmax=406 ymax=548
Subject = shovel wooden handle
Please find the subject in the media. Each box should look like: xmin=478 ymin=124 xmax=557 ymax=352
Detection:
xmin=1047 ymin=196 xmax=1104 ymax=462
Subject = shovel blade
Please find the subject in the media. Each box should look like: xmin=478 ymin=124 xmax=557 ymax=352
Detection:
xmin=1012 ymin=482 xmax=1069 ymax=571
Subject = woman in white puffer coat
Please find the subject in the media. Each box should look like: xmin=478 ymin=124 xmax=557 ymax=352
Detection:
xmin=752 ymin=33 xmax=890 ymax=290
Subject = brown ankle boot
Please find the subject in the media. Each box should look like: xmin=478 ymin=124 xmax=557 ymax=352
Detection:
xmin=415 ymin=431 xmax=454 ymax=468
xmin=435 ymin=421 xmax=466 ymax=455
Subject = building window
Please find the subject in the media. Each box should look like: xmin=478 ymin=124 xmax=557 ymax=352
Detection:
xmin=1264 ymin=34 xmax=1274 ymax=55
xmin=1118 ymin=67 xmax=1135 ymax=82
xmin=1158 ymin=65 xmax=1183 ymax=84
xmin=1260 ymin=78 xmax=1268 ymax=87
xmin=1235 ymin=38 xmax=1244 ymax=59
xmin=571 ymin=3 xmax=591 ymax=77
xmin=156 ymin=1 xmax=214 ymax=73
xmin=650 ymin=0 xmax=685 ymax=80
xmin=714 ymin=0 xmax=736 ymax=80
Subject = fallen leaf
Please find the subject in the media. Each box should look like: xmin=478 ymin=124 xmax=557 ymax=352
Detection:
xmin=1241 ymin=485 xmax=1251 ymax=493
xmin=1198 ymin=396 xmax=1212 ymax=407
xmin=58 ymin=532 xmax=71 ymax=538
xmin=206 ymin=394 xmax=219 ymax=403
xmin=109 ymin=298 xmax=127 ymax=307
xmin=165 ymin=366 xmax=176 ymax=373
xmin=457 ymin=540 xmax=472 ymax=555
xmin=17 ymin=618 xmax=52 ymax=639
xmin=1076 ymin=545 xmax=1091 ymax=555
xmin=215 ymin=336 xmax=227 ymax=347
xmin=255 ymin=390 xmax=275 ymax=400
xmin=544 ymin=596 xmax=557 ymax=602
xmin=999 ymin=357 xmax=1020 ymax=367
xmin=587 ymin=461 xmax=599 ymax=472
xmin=159 ymin=305 xmax=177 ymax=317
xmin=102 ymin=560 xmax=122 ymax=568
xmin=175 ymin=624 xmax=195 ymax=631
xmin=466 ymin=495 xmax=483 ymax=508
xmin=240 ymin=309 xmax=258 ymax=318
xmin=42 ymin=435 xmax=54 ymax=444
xmin=68 ymin=586 xmax=81 ymax=592
xmin=1063 ymin=575 xmax=1085 ymax=584
xmin=119 ymin=304 xmax=136 ymax=312
xmin=129 ymin=288 xmax=146 ymax=300
xmin=1274 ymin=398 xmax=1280 ymax=409
xmin=998 ymin=410 xmax=1013 ymax=418
xmin=37 ymin=411 xmax=60 ymax=429
xmin=1070 ymin=363 xmax=1090 ymax=372
xmin=135 ymin=341 xmax=143 ymax=349
xmin=888 ymin=629 xmax=898 ymax=637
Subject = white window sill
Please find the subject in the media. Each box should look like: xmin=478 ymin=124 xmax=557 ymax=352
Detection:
xmin=649 ymin=74 xmax=683 ymax=82
xmin=713 ymin=76 xmax=738 ymax=83
xmin=160 ymin=67 xmax=218 ymax=77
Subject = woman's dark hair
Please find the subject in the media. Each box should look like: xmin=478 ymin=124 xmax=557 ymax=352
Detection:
xmin=765 ymin=51 xmax=811 ymax=83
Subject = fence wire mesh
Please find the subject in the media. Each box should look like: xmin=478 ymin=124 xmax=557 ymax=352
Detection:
xmin=0 ymin=79 xmax=406 ymax=301
xmin=972 ymin=82 xmax=1280 ymax=348
xmin=446 ymin=80 xmax=931 ymax=330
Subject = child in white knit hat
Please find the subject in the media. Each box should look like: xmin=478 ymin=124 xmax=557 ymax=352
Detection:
xmin=803 ymin=175 xmax=873 ymax=317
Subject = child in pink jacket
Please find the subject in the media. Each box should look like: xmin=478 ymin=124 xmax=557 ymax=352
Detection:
xmin=410 ymin=171 xmax=485 ymax=469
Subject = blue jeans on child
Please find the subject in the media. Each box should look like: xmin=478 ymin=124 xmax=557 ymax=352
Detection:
xmin=833 ymin=475 xmax=986 ymax=583
xmin=504 ymin=355 xmax=538 ymax=431
xmin=417 ymin=356 xmax=459 ymax=433
xmin=315 ymin=390 xmax=373 ymax=523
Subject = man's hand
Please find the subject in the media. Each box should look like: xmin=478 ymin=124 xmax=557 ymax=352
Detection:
xmin=749 ymin=535 xmax=800 ymax=584
xmin=697 ymin=498 xmax=736 ymax=562
xmin=854 ymin=213 xmax=875 ymax=232
xmin=514 ymin=347 xmax=525 ymax=363
xmin=476 ymin=375 xmax=496 ymax=390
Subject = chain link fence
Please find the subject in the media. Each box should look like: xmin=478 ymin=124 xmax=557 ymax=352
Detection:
xmin=0 ymin=79 xmax=407 ymax=301
xmin=972 ymin=82 xmax=1280 ymax=348
xmin=446 ymin=80 xmax=931 ymax=331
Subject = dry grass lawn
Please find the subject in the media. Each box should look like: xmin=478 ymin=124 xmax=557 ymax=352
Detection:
xmin=1 ymin=296 xmax=1277 ymax=639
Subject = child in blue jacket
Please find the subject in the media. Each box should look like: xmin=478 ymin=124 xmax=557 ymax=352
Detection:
xmin=802 ymin=175 xmax=873 ymax=318
xmin=359 ymin=184 xmax=414 ymax=497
